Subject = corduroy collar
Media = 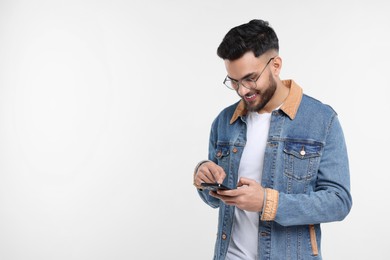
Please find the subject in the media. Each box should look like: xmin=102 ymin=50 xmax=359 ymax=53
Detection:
xmin=230 ymin=79 xmax=303 ymax=124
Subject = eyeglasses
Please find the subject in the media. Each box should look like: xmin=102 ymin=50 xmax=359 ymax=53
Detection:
xmin=223 ymin=57 xmax=275 ymax=91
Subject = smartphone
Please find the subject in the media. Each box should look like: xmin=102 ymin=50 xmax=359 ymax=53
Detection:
xmin=201 ymin=183 xmax=232 ymax=191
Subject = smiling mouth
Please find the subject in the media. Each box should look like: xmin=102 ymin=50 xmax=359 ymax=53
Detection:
xmin=244 ymin=93 xmax=257 ymax=102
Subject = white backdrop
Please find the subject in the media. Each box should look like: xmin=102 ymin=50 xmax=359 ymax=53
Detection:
xmin=0 ymin=0 xmax=389 ymax=259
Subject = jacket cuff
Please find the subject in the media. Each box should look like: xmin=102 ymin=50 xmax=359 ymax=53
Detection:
xmin=261 ymin=188 xmax=279 ymax=221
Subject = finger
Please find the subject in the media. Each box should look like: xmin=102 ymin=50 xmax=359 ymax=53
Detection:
xmin=237 ymin=177 xmax=255 ymax=187
xmin=210 ymin=191 xmax=228 ymax=199
xmin=210 ymin=191 xmax=238 ymax=205
xmin=198 ymin=169 xmax=215 ymax=183
xmin=195 ymin=172 xmax=213 ymax=186
xmin=200 ymin=163 xmax=226 ymax=184
xmin=195 ymin=165 xmax=216 ymax=185
xmin=217 ymin=189 xmax=241 ymax=197
xmin=211 ymin=165 xmax=226 ymax=184
xmin=209 ymin=191 xmax=219 ymax=198
xmin=224 ymin=201 xmax=236 ymax=206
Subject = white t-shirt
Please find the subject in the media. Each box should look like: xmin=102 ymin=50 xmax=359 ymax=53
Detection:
xmin=226 ymin=111 xmax=272 ymax=260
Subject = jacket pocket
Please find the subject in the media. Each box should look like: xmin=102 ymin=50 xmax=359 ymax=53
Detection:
xmin=283 ymin=141 xmax=322 ymax=181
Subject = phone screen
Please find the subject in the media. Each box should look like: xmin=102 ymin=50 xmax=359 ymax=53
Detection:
xmin=200 ymin=183 xmax=232 ymax=191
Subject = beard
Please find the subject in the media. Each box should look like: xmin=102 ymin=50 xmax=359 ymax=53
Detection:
xmin=243 ymin=74 xmax=277 ymax=112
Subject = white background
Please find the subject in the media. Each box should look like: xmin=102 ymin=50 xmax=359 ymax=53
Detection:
xmin=0 ymin=0 xmax=389 ymax=259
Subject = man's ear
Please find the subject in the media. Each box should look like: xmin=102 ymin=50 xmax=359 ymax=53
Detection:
xmin=272 ymin=56 xmax=282 ymax=77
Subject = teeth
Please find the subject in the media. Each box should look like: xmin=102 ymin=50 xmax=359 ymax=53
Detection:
xmin=247 ymin=94 xmax=256 ymax=98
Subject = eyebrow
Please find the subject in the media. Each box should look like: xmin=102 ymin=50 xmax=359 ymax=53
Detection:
xmin=227 ymin=72 xmax=257 ymax=82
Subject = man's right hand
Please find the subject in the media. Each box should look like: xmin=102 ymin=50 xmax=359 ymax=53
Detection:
xmin=194 ymin=161 xmax=226 ymax=188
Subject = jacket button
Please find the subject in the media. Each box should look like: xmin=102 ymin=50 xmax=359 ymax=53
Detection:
xmin=300 ymin=146 xmax=306 ymax=156
xmin=222 ymin=233 xmax=227 ymax=240
xmin=232 ymin=147 xmax=238 ymax=153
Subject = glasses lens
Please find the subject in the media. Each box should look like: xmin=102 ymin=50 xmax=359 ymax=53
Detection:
xmin=241 ymin=78 xmax=256 ymax=90
xmin=223 ymin=78 xmax=236 ymax=90
xmin=223 ymin=77 xmax=258 ymax=90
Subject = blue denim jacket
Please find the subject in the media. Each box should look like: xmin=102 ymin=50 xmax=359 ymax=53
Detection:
xmin=197 ymin=80 xmax=352 ymax=260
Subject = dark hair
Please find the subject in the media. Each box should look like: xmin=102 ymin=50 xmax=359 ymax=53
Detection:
xmin=217 ymin=19 xmax=279 ymax=60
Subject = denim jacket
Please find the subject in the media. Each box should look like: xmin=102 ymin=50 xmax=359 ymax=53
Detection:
xmin=197 ymin=80 xmax=352 ymax=260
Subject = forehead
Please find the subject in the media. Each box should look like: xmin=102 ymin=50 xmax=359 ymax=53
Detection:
xmin=224 ymin=52 xmax=266 ymax=79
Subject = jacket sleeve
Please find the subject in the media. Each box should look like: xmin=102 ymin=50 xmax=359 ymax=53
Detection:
xmin=196 ymin=118 xmax=221 ymax=208
xmin=261 ymin=114 xmax=352 ymax=226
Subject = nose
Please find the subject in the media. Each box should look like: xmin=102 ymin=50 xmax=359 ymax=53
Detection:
xmin=237 ymin=84 xmax=251 ymax=97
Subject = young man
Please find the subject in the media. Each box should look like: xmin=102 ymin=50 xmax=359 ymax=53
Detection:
xmin=193 ymin=19 xmax=352 ymax=260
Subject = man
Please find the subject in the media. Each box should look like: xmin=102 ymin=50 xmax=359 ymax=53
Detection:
xmin=193 ymin=19 xmax=352 ymax=260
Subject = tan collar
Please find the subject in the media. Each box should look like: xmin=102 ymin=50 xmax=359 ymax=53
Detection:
xmin=230 ymin=79 xmax=303 ymax=124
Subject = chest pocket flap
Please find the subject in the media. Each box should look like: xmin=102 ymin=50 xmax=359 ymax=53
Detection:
xmin=283 ymin=141 xmax=322 ymax=159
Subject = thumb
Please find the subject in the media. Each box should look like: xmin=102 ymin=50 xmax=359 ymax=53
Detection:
xmin=237 ymin=177 xmax=254 ymax=187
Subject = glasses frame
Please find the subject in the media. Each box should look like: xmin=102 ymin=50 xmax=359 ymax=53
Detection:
xmin=223 ymin=57 xmax=275 ymax=91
